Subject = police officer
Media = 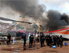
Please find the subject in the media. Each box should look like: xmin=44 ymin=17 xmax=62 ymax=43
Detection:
xmin=56 ymin=36 xmax=60 ymax=47
xmin=59 ymin=35 xmax=63 ymax=47
xmin=7 ymin=34 xmax=11 ymax=45
xmin=29 ymin=35 xmax=34 ymax=48
xmin=45 ymin=35 xmax=48 ymax=46
xmin=40 ymin=34 xmax=45 ymax=47
xmin=53 ymin=36 xmax=57 ymax=46
xmin=21 ymin=34 xmax=26 ymax=50
xmin=48 ymin=35 xmax=52 ymax=47
xmin=37 ymin=35 xmax=40 ymax=43
xmin=23 ymin=34 xmax=26 ymax=47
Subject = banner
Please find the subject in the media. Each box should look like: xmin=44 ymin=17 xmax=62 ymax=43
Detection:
xmin=44 ymin=27 xmax=69 ymax=33
xmin=0 ymin=22 xmax=14 ymax=33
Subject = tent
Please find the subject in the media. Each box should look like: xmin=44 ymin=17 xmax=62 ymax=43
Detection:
xmin=57 ymin=30 xmax=69 ymax=34
xmin=19 ymin=30 xmax=25 ymax=33
xmin=44 ymin=27 xmax=69 ymax=38
xmin=10 ymin=30 xmax=26 ymax=37
xmin=44 ymin=27 xmax=69 ymax=33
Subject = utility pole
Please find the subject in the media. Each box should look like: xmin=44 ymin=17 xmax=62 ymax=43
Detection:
xmin=33 ymin=22 xmax=43 ymax=35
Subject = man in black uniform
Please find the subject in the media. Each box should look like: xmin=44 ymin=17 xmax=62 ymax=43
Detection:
xmin=59 ymin=35 xmax=63 ymax=47
xmin=48 ymin=35 xmax=52 ymax=47
xmin=23 ymin=34 xmax=26 ymax=47
xmin=22 ymin=34 xmax=26 ymax=50
xmin=45 ymin=35 xmax=48 ymax=46
xmin=36 ymin=35 xmax=40 ymax=43
xmin=7 ymin=34 xmax=11 ymax=45
xmin=56 ymin=36 xmax=60 ymax=47
xmin=53 ymin=36 xmax=57 ymax=46
xmin=40 ymin=34 xmax=45 ymax=47
xmin=29 ymin=35 xmax=34 ymax=48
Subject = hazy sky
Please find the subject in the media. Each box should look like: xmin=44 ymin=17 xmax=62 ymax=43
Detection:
xmin=39 ymin=0 xmax=69 ymax=14
xmin=0 ymin=0 xmax=69 ymax=23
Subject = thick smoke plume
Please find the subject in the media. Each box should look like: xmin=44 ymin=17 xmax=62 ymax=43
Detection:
xmin=46 ymin=10 xmax=68 ymax=31
xmin=1 ymin=0 xmax=45 ymax=19
xmin=0 ymin=0 xmax=69 ymax=31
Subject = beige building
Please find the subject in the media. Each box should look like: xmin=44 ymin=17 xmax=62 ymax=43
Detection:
xmin=12 ymin=18 xmax=34 ymax=32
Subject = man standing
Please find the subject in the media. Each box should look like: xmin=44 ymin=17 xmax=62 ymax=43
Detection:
xmin=56 ymin=36 xmax=60 ymax=47
xmin=29 ymin=35 xmax=34 ymax=48
xmin=59 ymin=35 xmax=63 ymax=47
xmin=7 ymin=34 xmax=11 ymax=45
xmin=40 ymin=34 xmax=45 ymax=47
xmin=22 ymin=33 xmax=26 ymax=50
xmin=47 ymin=35 xmax=52 ymax=47
xmin=45 ymin=35 xmax=48 ymax=46
xmin=23 ymin=34 xmax=26 ymax=47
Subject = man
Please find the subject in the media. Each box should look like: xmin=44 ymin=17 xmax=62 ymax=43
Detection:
xmin=7 ymin=34 xmax=11 ymax=45
xmin=48 ymin=35 xmax=52 ymax=47
xmin=23 ymin=34 xmax=26 ymax=47
xmin=29 ymin=35 xmax=34 ymax=48
xmin=40 ymin=34 xmax=45 ymax=47
xmin=59 ymin=35 xmax=63 ymax=47
xmin=37 ymin=35 xmax=40 ymax=43
xmin=21 ymin=33 xmax=26 ymax=50
xmin=45 ymin=35 xmax=48 ymax=46
xmin=56 ymin=36 xmax=60 ymax=47
xmin=53 ymin=36 xmax=57 ymax=46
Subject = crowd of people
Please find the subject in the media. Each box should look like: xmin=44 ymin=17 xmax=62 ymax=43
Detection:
xmin=22 ymin=33 xmax=63 ymax=49
xmin=39 ymin=34 xmax=63 ymax=48
xmin=5 ymin=33 xmax=64 ymax=50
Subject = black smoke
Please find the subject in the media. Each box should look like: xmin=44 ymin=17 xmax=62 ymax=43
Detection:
xmin=0 ymin=0 xmax=69 ymax=31
xmin=1 ymin=0 xmax=45 ymax=19
xmin=61 ymin=13 xmax=69 ymax=24
xmin=46 ymin=10 xmax=68 ymax=31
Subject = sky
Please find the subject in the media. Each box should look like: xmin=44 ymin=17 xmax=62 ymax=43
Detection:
xmin=0 ymin=0 xmax=69 ymax=23
xmin=39 ymin=0 xmax=69 ymax=14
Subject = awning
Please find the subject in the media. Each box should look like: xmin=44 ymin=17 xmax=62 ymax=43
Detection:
xmin=44 ymin=27 xmax=69 ymax=33
xmin=19 ymin=30 xmax=25 ymax=33
xmin=57 ymin=30 xmax=69 ymax=34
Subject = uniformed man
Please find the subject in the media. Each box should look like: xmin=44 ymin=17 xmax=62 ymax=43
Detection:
xmin=23 ymin=34 xmax=26 ymax=47
xmin=59 ymin=35 xmax=63 ymax=47
xmin=48 ymin=35 xmax=52 ymax=47
xmin=40 ymin=34 xmax=45 ymax=47
xmin=7 ymin=34 xmax=11 ymax=45
xmin=45 ymin=35 xmax=49 ymax=46
xmin=56 ymin=36 xmax=60 ymax=47
xmin=29 ymin=35 xmax=34 ymax=48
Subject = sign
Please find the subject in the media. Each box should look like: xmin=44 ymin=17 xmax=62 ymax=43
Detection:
xmin=0 ymin=22 xmax=14 ymax=33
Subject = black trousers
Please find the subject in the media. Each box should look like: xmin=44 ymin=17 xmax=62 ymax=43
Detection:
xmin=49 ymin=43 xmax=52 ymax=47
xmin=47 ymin=42 xmax=49 ymax=46
xmin=41 ymin=41 xmax=44 ymax=47
xmin=23 ymin=40 xmax=26 ymax=47
xmin=29 ymin=41 xmax=33 ymax=48
xmin=7 ymin=40 xmax=10 ymax=45
xmin=60 ymin=42 xmax=63 ymax=47
xmin=53 ymin=42 xmax=56 ymax=46
xmin=37 ymin=39 xmax=39 ymax=42
xmin=57 ymin=42 xmax=59 ymax=47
